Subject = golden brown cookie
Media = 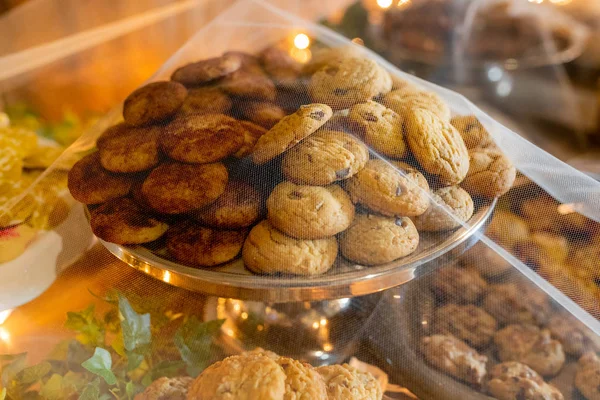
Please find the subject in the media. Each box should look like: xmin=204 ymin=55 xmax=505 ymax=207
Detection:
xmin=345 ymin=159 xmax=430 ymax=217
xmin=461 ymin=148 xmax=516 ymax=198
xmin=242 ymin=220 xmax=338 ymax=276
xmin=259 ymin=46 xmax=302 ymax=87
xmin=166 ymin=221 xmax=247 ymax=267
xmin=405 ymin=108 xmax=469 ymax=185
xmin=434 ymin=304 xmax=498 ymax=350
xmin=277 ymin=357 xmax=328 ymax=400
xmin=134 ymin=376 xmax=192 ymax=400
xmin=160 ymin=114 xmax=243 ymax=163
xmin=171 ymin=53 xmax=242 ymax=86
xmin=430 ymin=266 xmax=488 ymax=304
xmin=451 ymin=115 xmax=495 ymax=149
xmin=302 ymin=46 xmax=362 ymax=76
xmin=240 ymin=101 xmax=287 ymax=129
xmin=339 ymin=213 xmax=419 ymax=266
xmin=141 ymin=162 xmax=227 ymax=214
xmin=487 ymin=362 xmax=563 ymax=400
xmin=483 ymin=283 xmax=551 ymax=325
xmin=90 ymin=198 xmax=169 ymax=244
xmin=123 ymin=81 xmax=187 ymax=126
xmin=251 ymin=104 xmax=332 ymax=165
xmin=68 ymin=152 xmax=134 ymax=204
xmin=412 ymin=186 xmax=474 ymax=231
xmin=192 ymin=181 xmax=262 ymax=229
xmin=383 ymin=88 xmax=451 ymax=121
xmin=282 ymin=130 xmax=369 ymax=186
xmin=179 ymin=87 xmax=232 ymax=116
xmin=221 ymin=62 xmax=277 ymax=101
xmin=97 ymin=125 xmax=160 ymax=173
xmin=576 ymin=353 xmax=600 ymax=400
xmin=234 ymin=121 xmax=267 ymax=159
xmin=267 ymin=182 xmax=354 ymax=239
xmin=316 ymin=364 xmax=382 ymax=400
xmin=547 ymin=313 xmax=600 ymax=357
xmin=348 ymin=101 xmax=406 ymax=159
xmin=390 ymin=75 xmax=418 ymax=91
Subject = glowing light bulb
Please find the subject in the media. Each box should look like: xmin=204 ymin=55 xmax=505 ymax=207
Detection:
xmin=241 ymin=312 xmax=248 ymax=320
xmin=0 ymin=328 xmax=10 ymax=342
xmin=312 ymin=322 xmax=320 ymax=329
xmin=320 ymin=318 xmax=327 ymax=326
xmin=294 ymin=33 xmax=310 ymax=50
xmin=377 ymin=0 xmax=393 ymax=8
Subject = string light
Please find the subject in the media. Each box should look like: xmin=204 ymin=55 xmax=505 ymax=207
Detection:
xmin=294 ymin=33 xmax=310 ymax=50
xmin=377 ymin=0 xmax=393 ymax=8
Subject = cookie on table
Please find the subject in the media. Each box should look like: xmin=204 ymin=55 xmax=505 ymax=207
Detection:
xmin=123 ymin=81 xmax=187 ymax=126
xmin=421 ymin=335 xmax=487 ymax=386
xmin=267 ymin=182 xmax=354 ymax=239
xmin=483 ymin=283 xmax=550 ymax=325
xmin=412 ymin=186 xmax=474 ymax=232
xmin=494 ymin=324 xmax=565 ymax=377
xmin=171 ymin=53 xmax=242 ymax=86
xmin=192 ymin=181 xmax=262 ymax=229
xmin=166 ymin=221 xmax=247 ymax=267
xmin=487 ymin=362 xmax=563 ymax=400
xmin=134 ymin=377 xmax=192 ymax=400
xmin=259 ymin=46 xmax=302 ymax=87
xmin=348 ymin=100 xmax=406 ymax=159
xmin=242 ymin=220 xmax=338 ymax=276
xmin=251 ymin=103 xmax=332 ymax=165
xmin=576 ymin=353 xmax=600 ymax=400
xmin=97 ymin=124 xmax=160 ymax=173
xmin=434 ymin=304 xmax=498 ymax=350
xmin=68 ymin=152 xmax=134 ymax=204
xmin=233 ymin=121 xmax=267 ymax=159
xmin=240 ymin=101 xmax=287 ymax=129
xmin=317 ymin=364 xmax=382 ymax=400
xmin=345 ymin=159 xmax=430 ymax=217
xmin=430 ymin=266 xmax=488 ymax=304
xmin=547 ymin=313 xmax=600 ymax=357
xmin=339 ymin=214 xmax=418 ymax=266
xmin=141 ymin=162 xmax=227 ymax=214
xmin=90 ymin=198 xmax=169 ymax=244
xmin=160 ymin=114 xmax=243 ymax=164
xmin=179 ymin=87 xmax=232 ymax=116
xmin=282 ymin=129 xmax=368 ymax=186
xmin=461 ymin=148 xmax=516 ymax=198
xmin=450 ymin=115 xmax=495 ymax=149
xmin=383 ymin=88 xmax=451 ymax=121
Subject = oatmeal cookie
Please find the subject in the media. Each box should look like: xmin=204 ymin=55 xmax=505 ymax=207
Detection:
xmin=97 ymin=124 xmax=160 ymax=173
xmin=405 ymin=108 xmax=469 ymax=185
xmin=317 ymin=364 xmax=382 ymax=400
xmin=547 ymin=313 xmax=600 ymax=357
xmin=141 ymin=162 xmax=227 ymax=214
xmin=251 ymin=104 xmax=332 ymax=165
xmin=234 ymin=121 xmax=267 ymax=159
xmin=160 ymin=114 xmax=243 ymax=164
xmin=461 ymin=148 xmax=516 ymax=198
xmin=434 ymin=304 xmax=498 ymax=349
xmin=421 ymin=335 xmax=488 ymax=386
xmin=242 ymin=220 xmax=338 ymax=276
xmin=483 ymin=283 xmax=551 ymax=326
xmin=90 ymin=198 xmax=168 ymax=244
xmin=166 ymin=221 xmax=247 ymax=267
xmin=134 ymin=377 xmax=192 ymax=400
xmin=348 ymin=101 xmax=406 ymax=159
xmin=383 ymin=88 xmax=451 ymax=121
xmin=487 ymin=362 xmax=563 ymax=400
xmin=123 ymin=81 xmax=187 ymax=126
xmin=241 ymin=101 xmax=287 ymax=129
xmin=282 ymin=129 xmax=368 ymax=185
xmin=192 ymin=181 xmax=262 ymax=229
xmin=412 ymin=186 xmax=474 ymax=232
xmin=345 ymin=159 xmax=430 ymax=217
xmin=68 ymin=152 xmax=133 ymax=204
xmin=267 ymin=182 xmax=354 ymax=239
xmin=494 ymin=324 xmax=565 ymax=377
xmin=339 ymin=214 xmax=419 ymax=265
xmin=277 ymin=357 xmax=328 ymax=400
xmin=171 ymin=53 xmax=242 ymax=86
xmin=430 ymin=266 xmax=488 ymax=304
xmin=179 ymin=87 xmax=232 ymax=116
xmin=451 ymin=115 xmax=495 ymax=149
xmin=576 ymin=352 xmax=600 ymax=400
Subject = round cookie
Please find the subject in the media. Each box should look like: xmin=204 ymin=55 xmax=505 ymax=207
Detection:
xmin=242 ymin=220 xmax=338 ymax=276
xmin=68 ymin=152 xmax=134 ymax=204
xmin=277 ymin=357 xmax=328 ymax=400
xmin=461 ymin=148 xmax=516 ymax=198
xmin=282 ymin=130 xmax=369 ymax=186
xmin=483 ymin=283 xmax=551 ymax=326
xmin=97 ymin=124 xmax=160 ymax=173
xmin=192 ymin=181 xmax=262 ymax=229
xmin=430 ymin=266 xmax=488 ymax=304
xmin=303 ymin=46 xmax=362 ymax=76
xmin=171 ymin=53 xmax=242 ymax=86
xmin=412 ymin=186 xmax=474 ymax=232
xmin=179 ymin=87 xmax=232 ymax=116
xmin=576 ymin=353 xmax=600 ymax=400
xmin=234 ymin=121 xmax=267 ymax=159
xmin=90 ymin=198 xmax=169 ymax=244
xmin=160 ymin=114 xmax=243 ymax=163
xmin=348 ymin=100 xmax=406 ymax=159
xmin=317 ymin=364 xmax=382 ymax=400
xmin=487 ymin=362 xmax=563 ymax=400
xmin=251 ymin=103 xmax=332 ymax=165
xmin=166 ymin=221 xmax=247 ymax=267
xmin=434 ymin=304 xmax=498 ymax=349
xmin=221 ymin=63 xmax=277 ymax=101
xmin=267 ymin=182 xmax=354 ymax=239
xmin=339 ymin=213 xmax=419 ymax=266
xmin=345 ymin=159 xmax=430 ymax=217
xmin=259 ymin=46 xmax=302 ymax=87
xmin=451 ymin=115 xmax=495 ymax=149
xmin=141 ymin=162 xmax=227 ymax=214
xmin=383 ymin=88 xmax=451 ymax=121
xmin=547 ymin=313 xmax=600 ymax=357
xmin=123 ymin=81 xmax=187 ymax=126
xmin=135 ymin=377 xmax=192 ymax=400
xmin=240 ymin=101 xmax=287 ymax=129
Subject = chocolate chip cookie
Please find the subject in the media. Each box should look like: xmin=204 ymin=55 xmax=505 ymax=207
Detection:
xmin=431 ymin=266 xmax=488 ymax=304
xmin=451 ymin=115 xmax=495 ymax=149
xmin=193 ymin=181 xmax=262 ymax=229
xmin=123 ymin=81 xmax=187 ymax=126
xmin=434 ymin=304 xmax=498 ymax=350
xmin=487 ymin=362 xmax=563 ymax=400
xmin=317 ymin=364 xmax=382 ymax=400
xmin=171 ymin=53 xmax=242 ymax=86
xmin=576 ymin=353 xmax=600 ymax=400
xmin=483 ymin=283 xmax=551 ymax=325
xmin=547 ymin=313 xmax=600 ymax=357
xmin=461 ymin=148 xmax=516 ymax=198
xmin=412 ymin=186 xmax=474 ymax=232
xmin=383 ymin=88 xmax=451 ymax=121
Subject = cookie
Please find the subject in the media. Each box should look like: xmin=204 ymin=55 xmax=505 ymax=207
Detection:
xmin=242 ymin=220 xmax=338 ymax=276
xmin=134 ymin=377 xmax=192 ymax=400
xmin=514 ymin=232 xmax=569 ymax=268
xmin=179 ymin=87 xmax=232 ymax=116
xmin=547 ymin=313 xmax=600 ymax=357
xmin=461 ymin=148 xmax=516 ymax=198
xmin=494 ymin=324 xmax=565 ymax=377
xmin=221 ymin=62 xmax=277 ymax=101
xmin=576 ymin=353 xmax=600 ymax=400
xmin=192 ymin=181 xmax=262 ymax=229
xmin=430 ymin=266 xmax=488 ymax=304
xmin=348 ymin=101 xmax=406 ymax=159
xmin=309 ymin=57 xmax=392 ymax=110
xmin=405 ymin=108 xmax=469 ymax=185
xmin=303 ymin=46 xmax=362 ymax=76
xmin=234 ymin=121 xmax=267 ymax=158
xmin=390 ymin=75 xmax=419 ymax=91
xmin=451 ymin=115 xmax=495 ymax=149
xmin=412 ymin=186 xmax=474 ymax=231
xmin=68 ymin=152 xmax=134 ymax=204
xmin=90 ymin=198 xmax=169 ymax=244
xmin=160 ymin=114 xmax=243 ymax=163
xmin=483 ymin=283 xmax=550 ymax=325
xmin=383 ymin=88 xmax=451 ymax=121
xmin=123 ymin=81 xmax=187 ymax=126
xmin=267 ymin=182 xmax=354 ymax=239
xmin=277 ymin=357 xmax=328 ymax=400
xmin=259 ymin=46 xmax=302 ymax=87
xmin=487 ymin=362 xmax=563 ymax=400
xmin=317 ymin=364 xmax=382 ymax=400
xmin=282 ymin=129 xmax=369 ymax=186
xmin=345 ymin=159 xmax=430 ymax=217
xmin=434 ymin=304 xmax=498 ymax=350
xmin=141 ymin=162 xmax=227 ymax=214
xmin=485 ymin=209 xmax=530 ymax=249
xmin=251 ymin=103 xmax=332 ymax=165
xmin=97 ymin=124 xmax=160 ymax=173
xmin=240 ymin=101 xmax=287 ymax=129
xmin=171 ymin=53 xmax=242 ymax=86
xmin=339 ymin=213 xmax=419 ymax=265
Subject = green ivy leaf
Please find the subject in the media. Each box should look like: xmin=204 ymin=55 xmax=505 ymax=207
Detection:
xmin=174 ymin=318 xmax=224 ymax=377
xmin=15 ymin=362 xmax=51 ymax=385
xmin=65 ymin=305 xmax=105 ymax=347
xmin=118 ymin=294 xmax=151 ymax=353
xmin=140 ymin=373 xmax=153 ymax=388
xmin=81 ymin=348 xmax=117 ymax=385
xmin=1 ymin=352 xmax=27 ymax=387
xmin=67 ymin=340 xmax=92 ymax=368
xmin=78 ymin=378 xmax=100 ymax=400
xmin=39 ymin=374 xmax=70 ymax=400
xmin=125 ymin=351 xmax=144 ymax=372
xmin=125 ymin=381 xmax=136 ymax=399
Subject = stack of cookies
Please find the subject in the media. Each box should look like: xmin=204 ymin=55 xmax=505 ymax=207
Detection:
xmin=68 ymin=44 xmax=516 ymax=276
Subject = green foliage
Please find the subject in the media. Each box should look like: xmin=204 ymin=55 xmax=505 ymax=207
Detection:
xmin=81 ymin=349 xmax=116 ymax=386
xmin=174 ymin=318 xmax=224 ymax=377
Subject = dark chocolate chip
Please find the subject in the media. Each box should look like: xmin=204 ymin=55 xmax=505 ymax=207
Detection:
xmin=364 ymin=112 xmax=378 ymax=122
xmin=309 ymin=110 xmax=325 ymax=121
xmin=395 ymin=218 xmax=409 ymax=228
